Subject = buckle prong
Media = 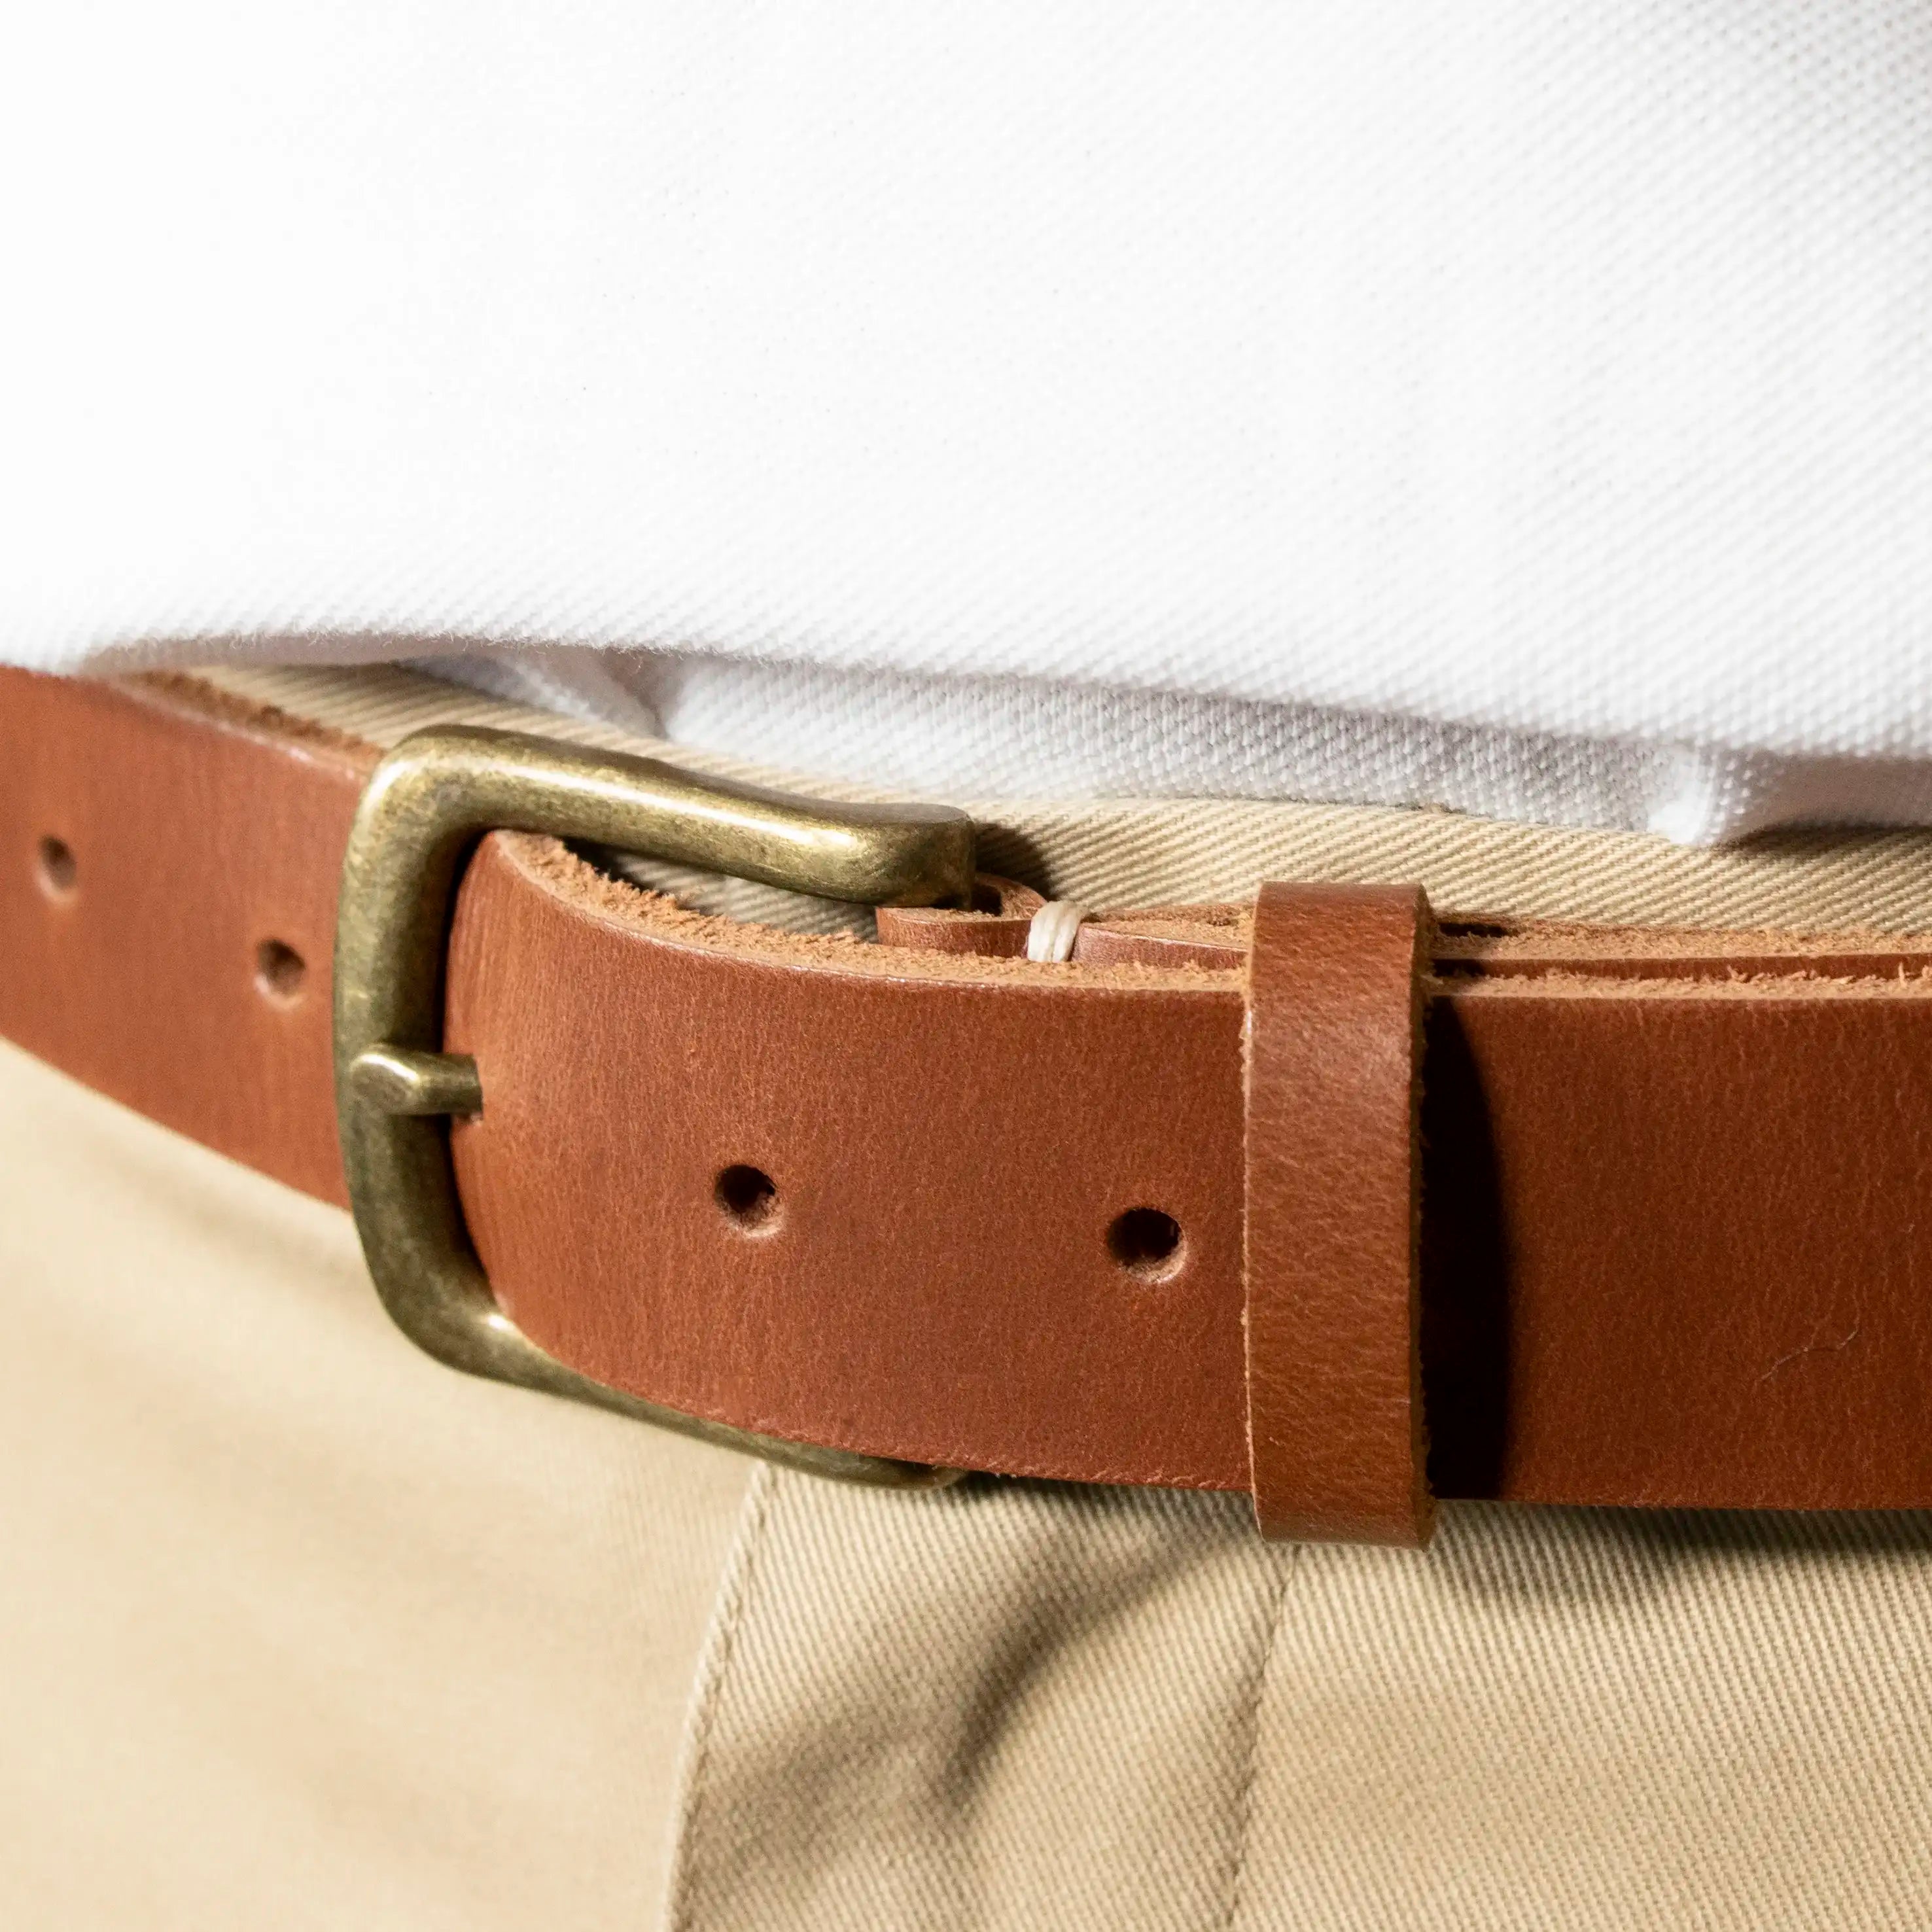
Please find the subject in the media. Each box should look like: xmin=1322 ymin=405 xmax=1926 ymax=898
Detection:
xmin=333 ymin=724 xmax=974 ymax=1488
xmin=348 ymin=1044 xmax=482 ymax=1117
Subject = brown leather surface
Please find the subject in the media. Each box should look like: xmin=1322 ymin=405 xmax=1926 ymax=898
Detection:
xmin=12 ymin=665 xmax=1932 ymax=1521
xmin=1244 ymin=884 xmax=1431 ymax=1545
xmin=447 ymin=835 xmax=1250 ymax=1487
xmin=0 ymin=668 xmax=371 ymax=1204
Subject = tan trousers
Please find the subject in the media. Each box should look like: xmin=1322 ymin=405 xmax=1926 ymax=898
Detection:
xmin=9 ymin=665 xmax=1932 ymax=1929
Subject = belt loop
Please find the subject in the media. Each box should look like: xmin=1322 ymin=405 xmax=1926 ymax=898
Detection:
xmin=1243 ymin=881 xmax=1435 ymax=1545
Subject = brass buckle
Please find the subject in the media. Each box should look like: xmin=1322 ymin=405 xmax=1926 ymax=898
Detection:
xmin=333 ymin=724 xmax=974 ymax=1487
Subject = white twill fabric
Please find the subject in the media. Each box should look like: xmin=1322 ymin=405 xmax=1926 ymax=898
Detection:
xmin=427 ymin=647 xmax=1932 ymax=847
xmin=7 ymin=3 xmax=1932 ymax=840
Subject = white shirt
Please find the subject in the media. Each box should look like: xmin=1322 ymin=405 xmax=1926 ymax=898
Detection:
xmin=5 ymin=1 xmax=1931 ymax=842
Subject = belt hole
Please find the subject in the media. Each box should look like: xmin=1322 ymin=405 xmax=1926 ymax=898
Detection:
xmin=35 ymin=835 xmax=78 ymax=900
xmin=1107 ymin=1208 xmax=1184 ymax=1282
xmin=716 ymin=1164 xmax=781 ymax=1233
xmin=254 ymin=938 xmax=307 ymax=1005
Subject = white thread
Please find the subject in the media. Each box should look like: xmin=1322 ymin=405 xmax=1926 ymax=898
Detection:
xmin=1027 ymin=900 xmax=1087 ymax=963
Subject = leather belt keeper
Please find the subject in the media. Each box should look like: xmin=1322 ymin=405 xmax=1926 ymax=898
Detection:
xmin=9 ymin=666 xmax=1932 ymax=1543
xmin=1245 ymin=883 xmax=1430 ymax=1546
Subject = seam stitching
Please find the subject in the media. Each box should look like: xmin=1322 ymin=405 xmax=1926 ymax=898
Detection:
xmin=661 ymin=1459 xmax=779 ymax=1932
xmin=1223 ymin=1544 xmax=1295 ymax=1932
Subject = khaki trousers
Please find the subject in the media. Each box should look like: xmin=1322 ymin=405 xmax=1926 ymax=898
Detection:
xmin=8 ymin=665 xmax=1932 ymax=1929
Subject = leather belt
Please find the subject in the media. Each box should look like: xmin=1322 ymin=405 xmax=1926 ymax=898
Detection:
xmin=8 ymin=665 xmax=1932 ymax=1544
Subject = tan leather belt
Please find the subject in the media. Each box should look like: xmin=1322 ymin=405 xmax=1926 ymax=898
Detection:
xmin=8 ymin=666 xmax=1932 ymax=1545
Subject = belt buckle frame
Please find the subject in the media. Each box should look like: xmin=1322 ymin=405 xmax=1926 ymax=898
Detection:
xmin=332 ymin=724 xmax=974 ymax=1487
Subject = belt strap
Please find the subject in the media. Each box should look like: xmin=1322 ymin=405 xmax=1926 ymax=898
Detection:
xmin=8 ymin=667 xmax=1932 ymax=1537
